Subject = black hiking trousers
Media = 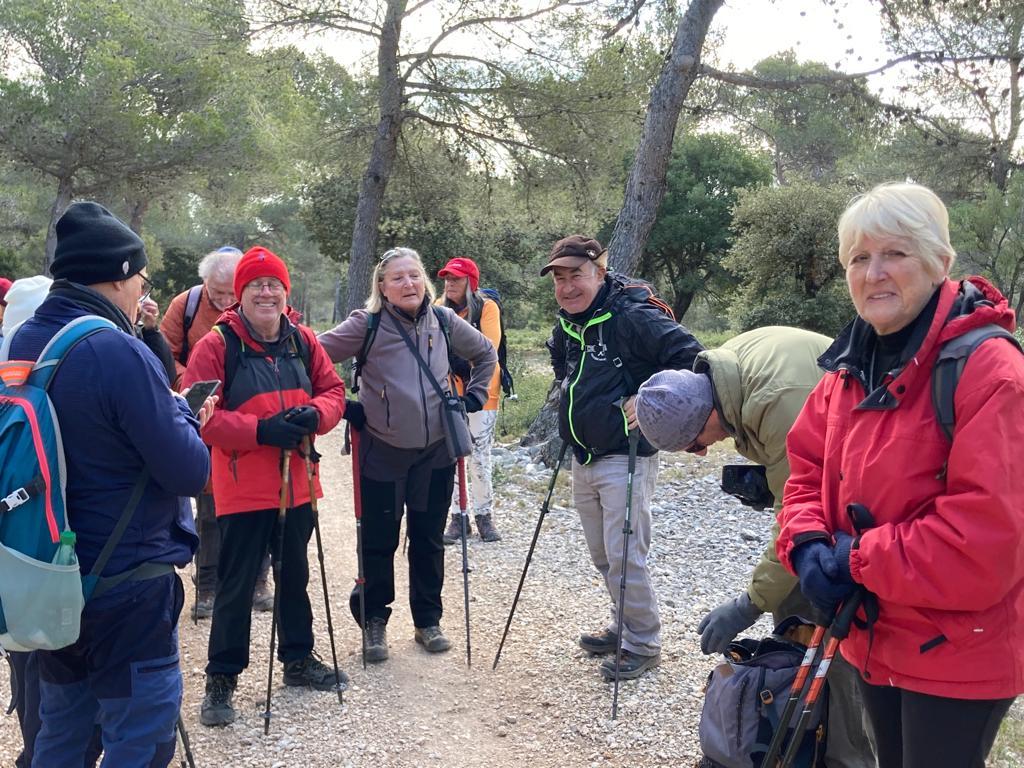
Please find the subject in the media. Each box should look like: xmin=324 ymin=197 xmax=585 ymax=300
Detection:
xmin=857 ymin=677 xmax=1014 ymax=768
xmin=349 ymin=467 xmax=453 ymax=629
xmin=206 ymin=504 xmax=315 ymax=676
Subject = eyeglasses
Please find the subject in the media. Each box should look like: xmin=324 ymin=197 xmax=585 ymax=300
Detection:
xmin=138 ymin=273 xmax=156 ymax=305
xmin=245 ymin=279 xmax=286 ymax=294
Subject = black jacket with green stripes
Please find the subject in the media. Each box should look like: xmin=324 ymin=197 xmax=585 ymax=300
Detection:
xmin=548 ymin=274 xmax=703 ymax=465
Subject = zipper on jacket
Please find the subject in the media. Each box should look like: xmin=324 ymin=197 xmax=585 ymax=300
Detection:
xmin=271 ymin=352 xmax=297 ymax=509
xmin=414 ymin=317 xmax=430 ymax=449
xmin=230 ymin=451 xmax=239 ymax=482
xmin=382 ymin=384 xmax=391 ymax=428
xmin=560 ymin=312 xmax=613 ymax=463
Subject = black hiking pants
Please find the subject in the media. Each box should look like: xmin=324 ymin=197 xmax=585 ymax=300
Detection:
xmin=350 ymin=467 xmax=453 ymax=629
xmin=206 ymin=504 xmax=315 ymax=676
xmin=857 ymin=678 xmax=1014 ymax=768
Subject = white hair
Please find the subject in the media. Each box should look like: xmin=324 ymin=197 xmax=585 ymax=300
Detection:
xmin=198 ymin=247 xmax=243 ymax=282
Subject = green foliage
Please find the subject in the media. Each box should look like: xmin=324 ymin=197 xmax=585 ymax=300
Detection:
xmin=634 ymin=133 xmax=772 ymax=319
xmin=0 ymin=247 xmax=27 ymax=279
xmin=152 ymin=246 xmax=201 ymax=306
xmin=726 ymin=182 xmax=855 ymax=336
xmin=722 ymin=52 xmax=878 ymax=184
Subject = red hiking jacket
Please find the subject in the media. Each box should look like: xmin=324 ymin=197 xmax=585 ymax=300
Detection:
xmin=183 ymin=308 xmax=345 ymax=515
xmin=777 ymin=277 xmax=1024 ymax=699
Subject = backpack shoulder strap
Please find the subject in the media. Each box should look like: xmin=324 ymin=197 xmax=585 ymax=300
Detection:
xmin=178 ymin=284 xmax=204 ymax=366
xmin=32 ymin=316 xmax=119 ymax=391
xmin=352 ymin=311 xmax=380 ymax=394
xmin=212 ymin=322 xmax=242 ymax=398
xmin=932 ymin=324 xmax=1022 ymax=441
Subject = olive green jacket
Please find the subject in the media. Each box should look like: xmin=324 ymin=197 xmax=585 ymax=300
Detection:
xmin=694 ymin=326 xmax=830 ymax=613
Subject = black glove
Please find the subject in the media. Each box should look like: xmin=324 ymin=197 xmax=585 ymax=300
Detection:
xmin=342 ymin=400 xmax=366 ymax=431
xmin=285 ymin=405 xmax=320 ymax=434
xmin=256 ymin=411 xmax=306 ymax=449
xmin=461 ymin=393 xmax=483 ymax=414
xmin=449 ymin=354 xmax=472 ymax=381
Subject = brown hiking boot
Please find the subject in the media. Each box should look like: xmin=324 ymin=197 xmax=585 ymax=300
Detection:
xmin=474 ymin=514 xmax=501 ymax=542
xmin=442 ymin=513 xmax=470 ymax=545
xmin=414 ymin=625 xmax=451 ymax=653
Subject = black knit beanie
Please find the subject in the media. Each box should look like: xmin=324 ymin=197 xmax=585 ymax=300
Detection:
xmin=51 ymin=202 xmax=147 ymax=285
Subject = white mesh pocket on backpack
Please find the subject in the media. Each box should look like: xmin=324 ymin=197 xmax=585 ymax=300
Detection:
xmin=0 ymin=543 xmax=83 ymax=651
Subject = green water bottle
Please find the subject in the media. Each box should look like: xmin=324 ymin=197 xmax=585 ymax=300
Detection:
xmin=52 ymin=530 xmax=77 ymax=566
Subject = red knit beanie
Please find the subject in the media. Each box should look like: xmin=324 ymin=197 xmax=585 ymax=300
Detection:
xmin=437 ymin=257 xmax=480 ymax=292
xmin=0 ymin=278 xmax=12 ymax=307
xmin=234 ymin=246 xmax=291 ymax=298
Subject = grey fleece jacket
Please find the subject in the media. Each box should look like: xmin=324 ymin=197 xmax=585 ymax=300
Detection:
xmin=318 ymin=302 xmax=497 ymax=450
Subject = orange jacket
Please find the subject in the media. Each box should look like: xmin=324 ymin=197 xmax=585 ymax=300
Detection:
xmin=160 ymin=285 xmax=228 ymax=391
xmin=182 ymin=308 xmax=346 ymax=516
xmin=436 ymin=297 xmax=501 ymax=410
xmin=777 ymin=277 xmax=1024 ymax=699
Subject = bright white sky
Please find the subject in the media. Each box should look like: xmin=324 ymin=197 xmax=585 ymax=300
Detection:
xmin=713 ymin=0 xmax=892 ymax=72
xmin=291 ymin=0 xmax=897 ymax=80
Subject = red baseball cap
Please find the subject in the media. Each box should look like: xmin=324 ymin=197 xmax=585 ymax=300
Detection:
xmin=438 ymin=257 xmax=480 ymax=292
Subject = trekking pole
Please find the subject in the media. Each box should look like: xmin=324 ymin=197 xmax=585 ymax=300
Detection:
xmin=493 ymin=440 xmax=569 ymax=670
xmin=193 ymin=541 xmax=200 ymax=627
xmin=457 ymin=456 xmax=472 ymax=667
xmin=773 ymin=503 xmax=877 ymax=768
xmin=759 ymin=624 xmax=827 ymax=768
xmin=263 ymin=448 xmax=291 ymax=735
xmin=611 ymin=428 xmax=640 ymax=720
xmin=350 ymin=426 xmax=368 ymax=669
xmin=176 ymin=713 xmax=197 ymax=768
xmin=303 ymin=436 xmax=344 ymax=706
xmin=777 ymin=590 xmax=864 ymax=768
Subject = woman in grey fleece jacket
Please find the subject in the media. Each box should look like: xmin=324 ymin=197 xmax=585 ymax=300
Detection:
xmin=318 ymin=247 xmax=496 ymax=662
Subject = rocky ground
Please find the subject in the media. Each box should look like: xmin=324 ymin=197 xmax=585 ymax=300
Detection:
xmin=2 ymin=426 xmax=1021 ymax=767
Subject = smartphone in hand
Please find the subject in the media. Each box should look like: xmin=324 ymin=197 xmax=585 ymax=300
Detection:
xmin=184 ymin=380 xmax=221 ymax=415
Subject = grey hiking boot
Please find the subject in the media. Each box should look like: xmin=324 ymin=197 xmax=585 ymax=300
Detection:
xmin=201 ymin=674 xmax=237 ymax=727
xmin=474 ymin=514 xmax=501 ymax=542
xmin=579 ymin=629 xmax=618 ymax=655
xmin=283 ymin=652 xmax=349 ymax=691
xmin=364 ymin=617 xmax=389 ymax=663
xmin=442 ymin=513 xmax=470 ymax=545
xmin=191 ymin=589 xmax=214 ymax=621
xmin=599 ymin=650 xmax=661 ymax=680
xmin=252 ymin=575 xmax=274 ymax=612
xmin=414 ymin=625 xmax=451 ymax=653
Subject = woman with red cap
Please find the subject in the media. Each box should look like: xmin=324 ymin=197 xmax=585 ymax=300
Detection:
xmin=0 ymin=277 xmax=12 ymax=336
xmin=183 ymin=246 xmax=348 ymax=727
xmin=436 ymin=257 xmax=503 ymax=543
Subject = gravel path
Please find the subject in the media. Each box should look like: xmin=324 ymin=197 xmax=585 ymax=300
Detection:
xmin=2 ymin=426 xmax=1021 ymax=766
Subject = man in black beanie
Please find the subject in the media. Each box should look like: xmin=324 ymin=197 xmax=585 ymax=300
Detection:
xmin=6 ymin=201 xmax=212 ymax=767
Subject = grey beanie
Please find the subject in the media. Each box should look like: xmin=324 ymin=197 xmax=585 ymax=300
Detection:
xmin=635 ymin=369 xmax=714 ymax=452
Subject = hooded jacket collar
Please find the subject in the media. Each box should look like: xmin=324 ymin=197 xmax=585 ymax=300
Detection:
xmin=818 ymin=276 xmax=1015 ymax=409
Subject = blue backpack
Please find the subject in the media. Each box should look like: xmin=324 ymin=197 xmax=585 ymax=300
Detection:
xmin=0 ymin=316 xmax=122 ymax=651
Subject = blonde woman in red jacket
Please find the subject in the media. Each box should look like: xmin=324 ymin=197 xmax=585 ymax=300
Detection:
xmin=776 ymin=182 xmax=1024 ymax=768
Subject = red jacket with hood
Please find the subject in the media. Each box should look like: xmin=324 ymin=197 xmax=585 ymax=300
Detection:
xmin=777 ymin=277 xmax=1024 ymax=699
xmin=183 ymin=307 xmax=346 ymax=515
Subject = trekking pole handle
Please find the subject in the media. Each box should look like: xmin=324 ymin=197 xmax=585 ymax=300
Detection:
xmin=830 ymin=588 xmax=865 ymax=641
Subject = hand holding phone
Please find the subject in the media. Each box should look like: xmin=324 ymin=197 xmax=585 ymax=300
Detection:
xmin=184 ymin=380 xmax=221 ymax=416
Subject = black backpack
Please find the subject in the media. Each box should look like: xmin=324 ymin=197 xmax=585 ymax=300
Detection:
xmin=351 ymin=306 xmax=452 ymax=394
xmin=177 ymin=284 xmax=204 ymax=366
xmin=931 ymin=324 xmax=1022 ymax=441
xmin=212 ymin=322 xmax=312 ymax=402
xmin=470 ymin=288 xmax=515 ymax=398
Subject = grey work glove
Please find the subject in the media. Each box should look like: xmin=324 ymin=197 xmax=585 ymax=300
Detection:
xmin=697 ymin=591 xmax=763 ymax=654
